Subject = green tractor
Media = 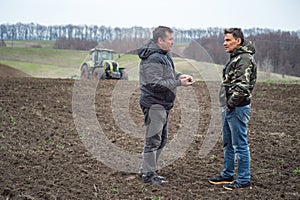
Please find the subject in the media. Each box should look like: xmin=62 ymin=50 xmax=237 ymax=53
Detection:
xmin=80 ymin=48 xmax=128 ymax=80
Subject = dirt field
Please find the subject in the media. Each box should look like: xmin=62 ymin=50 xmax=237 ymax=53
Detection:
xmin=0 ymin=64 xmax=299 ymax=199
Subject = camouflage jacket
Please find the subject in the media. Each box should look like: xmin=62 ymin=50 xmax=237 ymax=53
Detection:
xmin=219 ymin=40 xmax=257 ymax=108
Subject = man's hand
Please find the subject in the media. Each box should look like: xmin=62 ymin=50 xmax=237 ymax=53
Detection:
xmin=225 ymin=103 xmax=235 ymax=111
xmin=179 ymin=74 xmax=194 ymax=86
xmin=179 ymin=74 xmax=193 ymax=81
xmin=179 ymin=75 xmax=195 ymax=86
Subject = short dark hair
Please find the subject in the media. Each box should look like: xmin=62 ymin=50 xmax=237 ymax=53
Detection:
xmin=152 ymin=26 xmax=173 ymax=43
xmin=224 ymin=28 xmax=244 ymax=45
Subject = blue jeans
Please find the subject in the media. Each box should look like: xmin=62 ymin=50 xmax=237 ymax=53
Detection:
xmin=221 ymin=105 xmax=251 ymax=184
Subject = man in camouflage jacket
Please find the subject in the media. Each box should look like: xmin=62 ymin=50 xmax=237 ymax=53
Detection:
xmin=209 ymin=28 xmax=257 ymax=190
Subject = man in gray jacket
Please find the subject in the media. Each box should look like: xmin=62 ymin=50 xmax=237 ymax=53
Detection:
xmin=138 ymin=26 xmax=194 ymax=184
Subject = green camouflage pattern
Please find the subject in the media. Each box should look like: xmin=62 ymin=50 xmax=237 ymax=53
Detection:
xmin=219 ymin=40 xmax=257 ymax=108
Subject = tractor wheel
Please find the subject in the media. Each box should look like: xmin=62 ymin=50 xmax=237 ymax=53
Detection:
xmin=80 ymin=65 xmax=90 ymax=79
xmin=120 ymin=69 xmax=128 ymax=80
xmin=121 ymin=73 xmax=128 ymax=80
xmin=93 ymin=68 xmax=106 ymax=80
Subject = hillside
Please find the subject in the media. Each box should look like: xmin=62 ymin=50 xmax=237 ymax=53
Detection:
xmin=0 ymin=46 xmax=87 ymax=78
xmin=1 ymin=45 xmax=300 ymax=82
xmin=0 ymin=64 xmax=31 ymax=78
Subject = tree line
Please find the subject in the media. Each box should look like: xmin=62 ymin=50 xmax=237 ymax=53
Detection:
xmin=1 ymin=23 xmax=299 ymax=77
xmin=183 ymin=31 xmax=300 ymax=77
xmin=3 ymin=23 xmax=299 ymax=42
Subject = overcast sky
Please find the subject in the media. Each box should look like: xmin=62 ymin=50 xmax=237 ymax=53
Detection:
xmin=0 ymin=0 xmax=299 ymax=31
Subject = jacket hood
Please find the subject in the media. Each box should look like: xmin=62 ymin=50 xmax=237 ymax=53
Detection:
xmin=138 ymin=39 xmax=168 ymax=59
xmin=232 ymin=40 xmax=256 ymax=57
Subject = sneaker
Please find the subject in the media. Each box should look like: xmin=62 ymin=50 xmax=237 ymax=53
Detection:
xmin=141 ymin=173 xmax=167 ymax=185
xmin=140 ymin=170 xmax=165 ymax=180
xmin=223 ymin=181 xmax=251 ymax=190
xmin=150 ymin=175 xmax=168 ymax=185
xmin=140 ymin=171 xmax=165 ymax=180
xmin=156 ymin=175 xmax=165 ymax=180
xmin=208 ymin=175 xmax=234 ymax=185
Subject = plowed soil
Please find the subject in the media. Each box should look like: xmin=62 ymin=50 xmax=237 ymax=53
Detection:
xmin=0 ymin=64 xmax=299 ymax=199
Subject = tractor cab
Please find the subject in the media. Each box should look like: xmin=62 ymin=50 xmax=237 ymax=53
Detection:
xmin=90 ymin=48 xmax=114 ymax=67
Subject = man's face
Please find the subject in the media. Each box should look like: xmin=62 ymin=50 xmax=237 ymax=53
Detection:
xmin=158 ymin=31 xmax=174 ymax=52
xmin=223 ymin=33 xmax=241 ymax=53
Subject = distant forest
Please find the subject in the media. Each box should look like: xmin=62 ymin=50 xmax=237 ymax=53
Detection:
xmin=1 ymin=23 xmax=299 ymax=77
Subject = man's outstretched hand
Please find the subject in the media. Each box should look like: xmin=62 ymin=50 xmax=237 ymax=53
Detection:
xmin=179 ymin=74 xmax=195 ymax=86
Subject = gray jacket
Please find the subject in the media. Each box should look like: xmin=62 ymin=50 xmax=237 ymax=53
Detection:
xmin=138 ymin=40 xmax=182 ymax=110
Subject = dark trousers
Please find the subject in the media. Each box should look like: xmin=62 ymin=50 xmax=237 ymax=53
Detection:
xmin=140 ymin=105 xmax=169 ymax=174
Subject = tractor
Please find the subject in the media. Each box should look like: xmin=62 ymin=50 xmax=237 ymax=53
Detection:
xmin=80 ymin=48 xmax=128 ymax=80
